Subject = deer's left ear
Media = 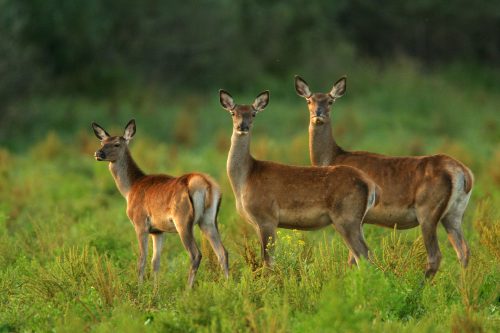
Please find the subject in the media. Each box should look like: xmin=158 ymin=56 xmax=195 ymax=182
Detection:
xmin=329 ymin=76 xmax=347 ymax=99
xmin=92 ymin=122 xmax=110 ymax=141
xmin=252 ymin=91 xmax=270 ymax=112
xmin=123 ymin=119 xmax=136 ymax=142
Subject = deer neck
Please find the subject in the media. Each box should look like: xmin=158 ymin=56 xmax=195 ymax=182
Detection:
xmin=109 ymin=149 xmax=145 ymax=198
xmin=227 ymin=131 xmax=254 ymax=197
xmin=309 ymin=120 xmax=343 ymax=166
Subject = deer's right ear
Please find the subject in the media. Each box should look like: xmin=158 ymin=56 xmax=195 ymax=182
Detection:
xmin=92 ymin=122 xmax=110 ymax=141
xmin=219 ymin=90 xmax=235 ymax=111
xmin=295 ymin=75 xmax=312 ymax=98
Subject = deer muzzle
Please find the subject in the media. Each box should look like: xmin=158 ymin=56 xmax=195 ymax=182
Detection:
xmin=236 ymin=124 xmax=250 ymax=134
xmin=311 ymin=116 xmax=325 ymax=125
xmin=94 ymin=150 xmax=106 ymax=161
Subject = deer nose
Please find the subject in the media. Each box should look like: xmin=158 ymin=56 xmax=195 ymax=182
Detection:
xmin=94 ymin=150 xmax=106 ymax=160
xmin=315 ymin=111 xmax=323 ymax=118
xmin=237 ymin=124 xmax=249 ymax=132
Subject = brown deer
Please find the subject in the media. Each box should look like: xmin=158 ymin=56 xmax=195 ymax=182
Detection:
xmin=219 ymin=89 xmax=381 ymax=267
xmin=295 ymin=75 xmax=474 ymax=277
xmin=92 ymin=119 xmax=229 ymax=288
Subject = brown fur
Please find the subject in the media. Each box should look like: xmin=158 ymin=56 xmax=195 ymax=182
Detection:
xmin=220 ymin=90 xmax=379 ymax=267
xmin=295 ymin=75 xmax=474 ymax=277
xmin=92 ymin=120 xmax=229 ymax=288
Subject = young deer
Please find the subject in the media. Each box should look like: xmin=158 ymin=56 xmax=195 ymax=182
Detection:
xmin=92 ymin=119 xmax=229 ymax=288
xmin=219 ymin=90 xmax=380 ymax=267
xmin=295 ymin=75 xmax=474 ymax=277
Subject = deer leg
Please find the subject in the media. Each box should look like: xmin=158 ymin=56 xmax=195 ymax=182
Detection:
xmin=332 ymin=220 xmax=370 ymax=265
xmin=135 ymin=230 xmax=149 ymax=284
xmin=416 ymin=202 xmax=443 ymax=278
xmin=441 ymin=207 xmax=470 ymax=268
xmin=419 ymin=219 xmax=441 ymax=278
xmin=257 ymin=223 xmax=277 ymax=267
xmin=177 ymin=222 xmax=202 ymax=289
xmin=199 ymin=218 xmax=229 ymax=279
xmin=151 ymin=233 xmax=165 ymax=288
xmin=415 ymin=178 xmax=452 ymax=278
xmin=347 ymin=251 xmax=357 ymax=266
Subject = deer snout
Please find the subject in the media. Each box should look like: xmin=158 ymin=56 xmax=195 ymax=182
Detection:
xmin=311 ymin=112 xmax=326 ymax=125
xmin=236 ymin=123 xmax=250 ymax=133
xmin=316 ymin=109 xmax=326 ymax=118
xmin=94 ymin=150 xmax=106 ymax=161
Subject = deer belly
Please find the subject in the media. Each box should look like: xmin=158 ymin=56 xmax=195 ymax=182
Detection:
xmin=278 ymin=208 xmax=331 ymax=230
xmin=364 ymin=206 xmax=418 ymax=229
xmin=149 ymin=215 xmax=178 ymax=233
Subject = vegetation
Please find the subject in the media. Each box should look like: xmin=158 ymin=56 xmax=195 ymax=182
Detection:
xmin=1 ymin=1 xmax=499 ymax=331
xmin=1 ymin=0 xmax=499 ymax=106
xmin=1 ymin=63 xmax=499 ymax=332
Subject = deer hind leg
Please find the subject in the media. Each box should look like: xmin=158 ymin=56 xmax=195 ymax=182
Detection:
xmin=347 ymin=251 xmax=357 ymax=266
xmin=441 ymin=193 xmax=471 ymax=268
xmin=199 ymin=212 xmax=229 ymax=279
xmin=176 ymin=218 xmax=202 ymax=289
xmin=416 ymin=201 xmax=446 ymax=278
xmin=331 ymin=215 xmax=370 ymax=265
xmin=416 ymin=176 xmax=453 ymax=278
xmin=418 ymin=217 xmax=441 ymax=279
xmin=151 ymin=233 xmax=165 ymax=288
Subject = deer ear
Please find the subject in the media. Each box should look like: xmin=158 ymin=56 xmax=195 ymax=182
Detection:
xmin=219 ymin=90 xmax=235 ymax=111
xmin=295 ymin=75 xmax=312 ymax=98
xmin=329 ymin=76 xmax=347 ymax=99
xmin=123 ymin=119 xmax=136 ymax=142
xmin=252 ymin=90 xmax=269 ymax=112
xmin=92 ymin=122 xmax=110 ymax=141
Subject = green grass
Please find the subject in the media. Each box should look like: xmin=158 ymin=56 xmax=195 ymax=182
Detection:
xmin=1 ymin=63 xmax=499 ymax=332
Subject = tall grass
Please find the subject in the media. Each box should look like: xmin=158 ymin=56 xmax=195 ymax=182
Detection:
xmin=0 ymin=64 xmax=499 ymax=332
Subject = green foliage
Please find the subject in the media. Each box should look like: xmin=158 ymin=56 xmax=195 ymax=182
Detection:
xmin=339 ymin=0 xmax=500 ymax=64
xmin=1 ymin=0 xmax=499 ymax=104
xmin=0 ymin=65 xmax=499 ymax=332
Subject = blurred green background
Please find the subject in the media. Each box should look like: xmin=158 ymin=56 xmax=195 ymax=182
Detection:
xmin=1 ymin=0 xmax=499 ymax=149
xmin=1 ymin=1 xmax=499 ymax=332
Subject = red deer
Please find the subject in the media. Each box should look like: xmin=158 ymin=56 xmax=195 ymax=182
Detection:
xmin=295 ymin=75 xmax=474 ymax=277
xmin=92 ymin=119 xmax=229 ymax=288
xmin=219 ymin=90 xmax=380 ymax=267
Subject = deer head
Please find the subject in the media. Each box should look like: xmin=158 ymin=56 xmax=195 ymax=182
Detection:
xmin=219 ymin=90 xmax=270 ymax=135
xmin=295 ymin=75 xmax=346 ymax=125
xmin=92 ymin=119 xmax=136 ymax=162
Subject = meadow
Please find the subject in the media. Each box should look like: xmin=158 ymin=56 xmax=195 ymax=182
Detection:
xmin=1 ymin=62 xmax=499 ymax=332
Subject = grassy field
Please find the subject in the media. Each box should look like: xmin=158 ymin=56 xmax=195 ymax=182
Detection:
xmin=1 ymin=63 xmax=499 ymax=332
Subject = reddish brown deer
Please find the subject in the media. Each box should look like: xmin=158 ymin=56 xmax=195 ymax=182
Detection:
xmin=92 ymin=119 xmax=229 ymax=288
xmin=219 ymin=89 xmax=381 ymax=267
xmin=295 ymin=75 xmax=474 ymax=277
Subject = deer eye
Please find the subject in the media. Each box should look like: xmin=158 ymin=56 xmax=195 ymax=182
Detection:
xmin=328 ymin=100 xmax=333 ymax=105
xmin=114 ymin=143 xmax=121 ymax=147
xmin=230 ymin=111 xmax=235 ymax=116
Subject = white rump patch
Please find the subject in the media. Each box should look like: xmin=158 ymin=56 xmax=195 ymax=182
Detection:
xmin=191 ymin=190 xmax=205 ymax=225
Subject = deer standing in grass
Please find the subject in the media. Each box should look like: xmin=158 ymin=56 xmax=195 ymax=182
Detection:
xmin=92 ymin=119 xmax=229 ymax=288
xmin=219 ymin=89 xmax=381 ymax=266
xmin=295 ymin=75 xmax=474 ymax=277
